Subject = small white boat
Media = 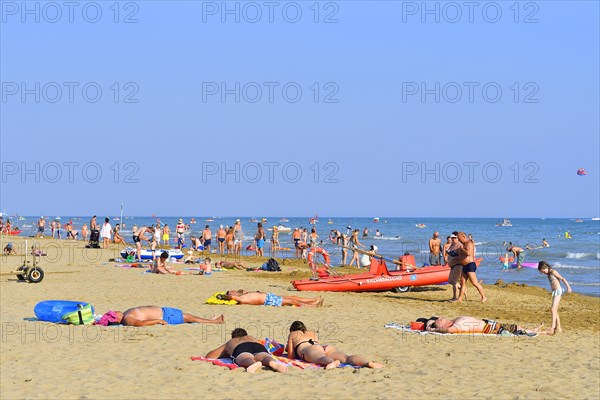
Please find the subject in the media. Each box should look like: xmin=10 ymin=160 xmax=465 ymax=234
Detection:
xmin=496 ymin=218 xmax=512 ymax=227
xmin=267 ymin=225 xmax=292 ymax=233
xmin=279 ymin=218 xmax=289 ymax=223
xmin=55 ymin=216 xmax=61 ymax=220
xmin=373 ymin=217 xmax=380 ymax=223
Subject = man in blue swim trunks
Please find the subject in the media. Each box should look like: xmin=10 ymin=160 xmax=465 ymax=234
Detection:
xmin=254 ymin=223 xmax=265 ymax=257
xmin=222 ymin=290 xmax=323 ymax=307
xmin=108 ymin=306 xmax=224 ymax=326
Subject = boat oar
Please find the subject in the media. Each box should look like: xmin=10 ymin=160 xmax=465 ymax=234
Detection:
xmin=339 ymin=245 xmax=422 ymax=269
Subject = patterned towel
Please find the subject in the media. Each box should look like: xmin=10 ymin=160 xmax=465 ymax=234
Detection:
xmin=190 ymin=357 xmax=239 ymax=369
xmin=190 ymin=355 xmax=357 ymax=370
xmin=384 ymin=322 xmax=537 ymax=337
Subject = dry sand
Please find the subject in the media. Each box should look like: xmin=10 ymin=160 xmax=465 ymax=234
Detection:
xmin=1 ymin=237 xmax=599 ymax=399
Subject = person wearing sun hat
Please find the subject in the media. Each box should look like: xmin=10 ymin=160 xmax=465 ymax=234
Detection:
xmin=216 ymin=224 xmax=227 ymax=254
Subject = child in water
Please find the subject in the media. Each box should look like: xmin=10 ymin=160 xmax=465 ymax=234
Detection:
xmin=538 ymin=261 xmax=572 ymax=335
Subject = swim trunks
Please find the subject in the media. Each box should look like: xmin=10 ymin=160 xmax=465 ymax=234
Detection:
xmin=482 ymin=319 xmax=519 ymax=335
xmin=133 ymin=235 xmax=140 ymax=243
xmin=462 ymin=262 xmax=477 ymax=273
xmin=264 ymin=293 xmax=283 ymax=307
xmin=517 ymin=252 xmax=525 ymax=266
xmin=38 ymin=226 xmax=44 ymax=233
xmin=294 ymin=239 xmax=300 ymax=248
xmin=256 ymin=239 xmax=264 ymax=249
xmin=161 ymin=307 xmax=184 ymax=324
xmin=218 ymin=238 xmax=225 ymax=243
xmin=231 ymin=342 xmax=269 ymax=365
xmin=204 ymin=239 xmax=212 ymax=247
xmin=429 ymin=253 xmax=441 ymax=266
xmin=163 ymin=234 xmax=169 ymax=241
xmin=552 ymin=287 xmax=565 ymax=297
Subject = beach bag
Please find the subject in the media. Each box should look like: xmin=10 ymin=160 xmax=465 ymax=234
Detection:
xmin=261 ymin=258 xmax=280 ymax=271
xmin=61 ymin=304 xmax=94 ymax=325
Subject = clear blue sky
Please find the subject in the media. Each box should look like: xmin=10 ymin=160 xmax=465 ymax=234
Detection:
xmin=1 ymin=1 xmax=599 ymax=217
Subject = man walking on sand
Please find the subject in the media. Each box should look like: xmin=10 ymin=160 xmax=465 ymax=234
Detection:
xmin=429 ymin=231 xmax=442 ymax=266
xmin=454 ymin=232 xmax=486 ymax=303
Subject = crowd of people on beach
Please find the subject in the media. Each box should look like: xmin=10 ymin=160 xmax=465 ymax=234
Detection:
xmin=4 ymin=214 xmax=574 ymax=337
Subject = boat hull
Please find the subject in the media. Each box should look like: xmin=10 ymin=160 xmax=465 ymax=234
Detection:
xmin=292 ymin=258 xmax=482 ymax=292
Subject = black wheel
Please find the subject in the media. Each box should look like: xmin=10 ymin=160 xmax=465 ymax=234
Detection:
xmin=394 ymin=286 xmax=411 ymax=293
xmin=16 ymin=266 xmax=28 ymax=281
xmin=27 ymin=267 xmax=44 ymax=283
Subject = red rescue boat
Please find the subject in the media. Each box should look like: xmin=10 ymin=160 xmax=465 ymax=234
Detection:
xmin=292 ymin=253 xmax=482 ymax=293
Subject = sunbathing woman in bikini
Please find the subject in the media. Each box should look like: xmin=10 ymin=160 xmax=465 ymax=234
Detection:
xmin=285 ymin=321 xmax=383 ymax=369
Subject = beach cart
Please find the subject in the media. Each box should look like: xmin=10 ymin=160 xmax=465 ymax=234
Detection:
xmin=1 ymin=240 xmax=45 ymax=283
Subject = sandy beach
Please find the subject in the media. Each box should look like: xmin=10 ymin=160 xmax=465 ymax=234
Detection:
xmin=1 ymin=236 xmax=599 ymax=399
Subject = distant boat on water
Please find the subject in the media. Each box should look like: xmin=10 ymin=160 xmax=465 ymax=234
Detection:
xmin=279 ymin=217 xmax=289 ymax=223
xmin=373 ymin=217 xmax=380 ymax=223
xmin=496 ymin=218 xmax=512 ymax=227
xmin=267 ymin=225 xmax=292 ymax=233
